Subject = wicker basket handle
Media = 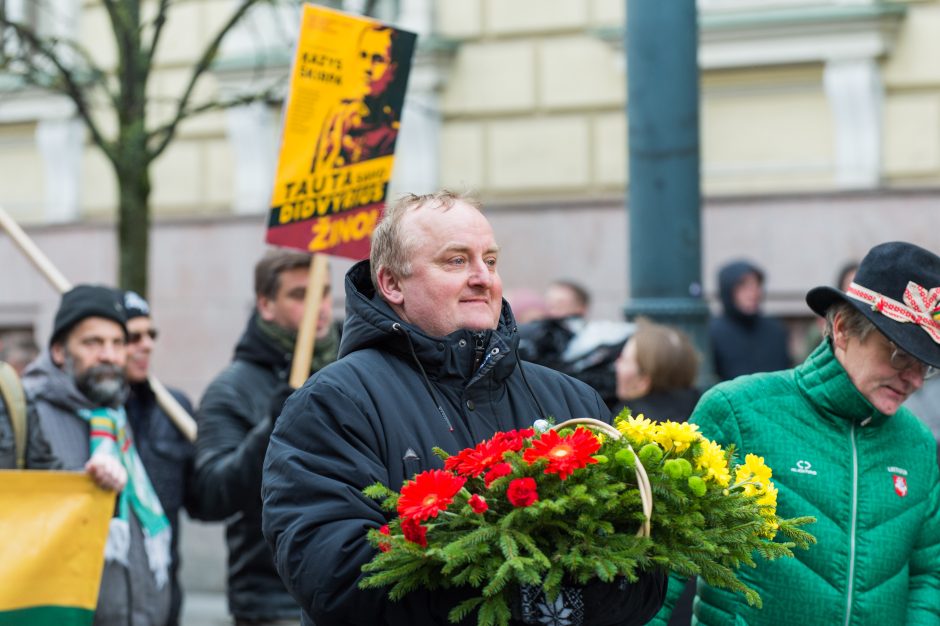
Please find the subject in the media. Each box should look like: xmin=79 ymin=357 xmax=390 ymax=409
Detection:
xmin=553 ymin=418 xmax=653 ymax=538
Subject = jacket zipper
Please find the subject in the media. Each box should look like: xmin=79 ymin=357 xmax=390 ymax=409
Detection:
xmin=471 ymin=333 xmax=485 ymax=374
xmin=844 ymin=422 xmax=859 ymax=626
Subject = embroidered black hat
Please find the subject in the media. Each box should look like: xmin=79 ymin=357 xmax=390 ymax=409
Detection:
xmin=806 ymin=241 xmax=940 ymax=368
xmin=122 ymin=290 xmax=151 ymax=320
xmin=50 ymin=285 xmax=128 ymax=347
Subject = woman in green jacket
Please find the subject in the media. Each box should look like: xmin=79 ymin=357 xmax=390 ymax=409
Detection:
xmin=651 ymin=241 xmax=940 ymax=626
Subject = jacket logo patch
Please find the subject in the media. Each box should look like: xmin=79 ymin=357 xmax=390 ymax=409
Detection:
xmin=790 ymin=460 xmax=817 ymax=476
xmin=893 ymin=475 xmax=908 ymax=498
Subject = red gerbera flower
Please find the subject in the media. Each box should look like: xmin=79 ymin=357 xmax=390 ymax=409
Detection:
xmin=522 ymin=427 xmax=600 ymax=480
xmin=490 ymin=428 xmax=535 ymax=452
xmin=506 ymin=477 xmax=539 ymax=507
xmin=484 ymin=462 xmax=513 ymax=488
xmin=401 ymin=517 xmax=428 ymax=547
xmin=444 ymin=438 xmax=513 ymax=478
xmin=378 ymin=524 xmax=392 ymax=552
xmin=397 ymin=469 xmax=466 ymax=521
xmin=468 ymin=494 xmax=488 ymax=514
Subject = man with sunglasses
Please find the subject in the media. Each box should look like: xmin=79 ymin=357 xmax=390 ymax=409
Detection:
xmin=651 ymin=241 xmax=940 ymax=626
xmin=121 ymin=290 xmax=197 ymax=626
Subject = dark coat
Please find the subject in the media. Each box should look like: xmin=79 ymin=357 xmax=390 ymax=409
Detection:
xmin=0 ymin=392 xmax=59 ymax=470
xmin=125 ymin=382 xmax=196 ymax=626
xmin=193 ymin=314 xmax=298 ymax=621
xmin=708 ymin=261 xmax=791 ymax=382
xmin=610 ymin=388 xmax=701 ymax=425
xmin=261 ymin=260 xmax=666 ymax=626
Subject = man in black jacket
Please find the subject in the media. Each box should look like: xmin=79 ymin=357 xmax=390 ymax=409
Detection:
xmin=261 ymin=191 xmax=666 ymax=625
xmin=121 ymin=290 xmax=198 ymax=626
xmin=194 ymin=249 xmax=339 ymax=625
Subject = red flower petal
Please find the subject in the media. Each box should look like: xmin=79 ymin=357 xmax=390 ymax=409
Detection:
xmin=397 ymin=469 xmax=466 ymax=522
xmin=522 ymin=427 xmax=600 ymax=480
xmin=506 ymin=477 xmax=539 ymax=507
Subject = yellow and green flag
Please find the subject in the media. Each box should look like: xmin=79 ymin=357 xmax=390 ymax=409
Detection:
xmin=0 ymin=471 xmax=115 ymax=626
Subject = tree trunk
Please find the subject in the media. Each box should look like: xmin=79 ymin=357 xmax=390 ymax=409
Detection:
xmin=116 ymin=139 xmax=151 ymax=296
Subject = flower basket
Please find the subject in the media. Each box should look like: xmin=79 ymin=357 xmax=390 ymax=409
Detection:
xmin=360 ymin=411 xmax=816 ymax=626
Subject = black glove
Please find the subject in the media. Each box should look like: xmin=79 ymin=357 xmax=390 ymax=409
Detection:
xmin=512 ymin=584 xmax=585 ymax=626
xmin=269 ymin=383 xmax=295 ymax=426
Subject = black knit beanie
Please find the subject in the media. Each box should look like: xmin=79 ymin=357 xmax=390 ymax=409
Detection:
xmin=50 ymin=285 xmax=128 ymax=347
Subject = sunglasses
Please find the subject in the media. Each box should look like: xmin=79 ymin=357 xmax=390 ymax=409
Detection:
xmin=127 ymin=329 xmax=159 ymax=344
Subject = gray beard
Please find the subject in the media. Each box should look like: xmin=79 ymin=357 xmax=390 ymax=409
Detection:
xmin=64 ymin=354 xmax=127 ymax=408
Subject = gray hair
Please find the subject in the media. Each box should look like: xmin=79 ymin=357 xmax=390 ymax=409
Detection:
xmin=369 ymin=190 xmax=482 ymax=291
xmin=824 ymin=302 xmax=877 ymax=342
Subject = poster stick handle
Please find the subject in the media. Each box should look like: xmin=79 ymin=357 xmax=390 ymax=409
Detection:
xmin=290 ymin=254 xmax=329 ymax=389
xmin=0 ymin=204 xmax=198 ymax=442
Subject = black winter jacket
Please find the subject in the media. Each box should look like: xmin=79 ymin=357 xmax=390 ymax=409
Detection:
xmin=261 ymin=260 xmax=666 ymax=626
xmin=125 ymin=382 xmax=197 ymax=626
xmin=193 ymin=314 xmax=298 ymax=621
xmin=708 ymin=260 xmax=790 ymax=381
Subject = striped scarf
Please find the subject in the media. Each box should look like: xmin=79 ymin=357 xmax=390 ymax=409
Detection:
xmin=80 ymin=406 xmax=171 ymax=589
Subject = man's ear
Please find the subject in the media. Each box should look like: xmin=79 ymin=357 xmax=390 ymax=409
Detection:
xmin=376 ymin=266 xmax=404 ymax=305
xmin=831 ymin=311 xmax=849 ymax=351
xmin=257 ymin=295 xmax=276 ymax=323
xmin=50 ymin=341 xmax=66 ymax=367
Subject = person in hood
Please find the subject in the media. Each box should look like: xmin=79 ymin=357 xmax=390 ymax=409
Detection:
xmin=120 ymin=290 xmax=198 ymax=626
xmin=649 ymin=241 xmax=940 ymax=625
xmin=193 ymin=248 xmax=339 ymax=626
xmin=261 ymin=191 xmax=666 ymax=625
xmin=21 ymin=284 xmax=170 ymax=626
xmin=708 ymin=260 xmax=790 ymax=381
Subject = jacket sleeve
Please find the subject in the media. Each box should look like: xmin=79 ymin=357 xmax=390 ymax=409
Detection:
xmin=906 ymin=457 xmax=940 ymax=624
xmin=193 ymin=374 xmax=273 ymax=521
xmin=261 ymin=376 xmax=399 ymax=624
xmin=26 ymin=401 xmax=61 ymax=470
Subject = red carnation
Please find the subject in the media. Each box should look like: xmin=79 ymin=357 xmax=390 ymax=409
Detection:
xmin=401 ymin=517 xmax=428 ymax=547
xmin=378 ymin=524 xmax=392 ymax=552
xmin=444 ymin=438 xmax=513 ymax=478
xmin=506 ymin=477 xmax=539 ymax=507
xmin=490 ymin=428 xmax=535 ymax=452
xmin=522 ymin=427 xmax=600 ymax=480
xmin=397 ymin=470 xmax=466 ymax=521
xmin=484 ymin=462 xmax=513 ymax=488
xmin=468 ymin=494 xmax=488 ymax=514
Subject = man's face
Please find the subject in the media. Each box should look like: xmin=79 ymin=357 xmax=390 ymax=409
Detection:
xmin=356 ymin=28 xmax=394 ymax=97
xmin=733 ymin=273 xmax=763 ymax=315
xmin=379 ymin=200 xmax=503 ymax=338
xmin=259 ymin=267 xmax=334 ymax=338
xmin=51 ymin=317 xmax=127 ymax=407
xmin=125 ymin=316 xmax=156 ymax=384
xmin=544 ymin=285 xmax=586 ymax=319
xmin=833 ymin=313 xmax=925 ymax=415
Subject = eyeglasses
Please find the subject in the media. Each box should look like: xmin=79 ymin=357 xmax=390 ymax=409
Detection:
xmin=888 ymin=341 xmax=939 ymax=380
xmin=127 ymin=329 xmax=159 ymax=344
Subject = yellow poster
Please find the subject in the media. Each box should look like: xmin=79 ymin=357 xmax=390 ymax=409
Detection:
xmin=0 ymin=471 xmax=115 ymax=625
xmin=266 ymin=5 xmax=417 ymax=259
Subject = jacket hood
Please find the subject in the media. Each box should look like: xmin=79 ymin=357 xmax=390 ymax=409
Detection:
xmin=233 ymin=312 xmax=294 ymax=374
xmin=21 ymin=350 xmax=98 ymax=413
xmin=717 ymin=259 xmax=765 ymax=321
xmin=339 ymin=260 xmax=521 ymax=383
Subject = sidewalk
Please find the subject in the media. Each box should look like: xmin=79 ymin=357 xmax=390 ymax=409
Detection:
xmin=181 ymin=591 xmax=229 ymax=626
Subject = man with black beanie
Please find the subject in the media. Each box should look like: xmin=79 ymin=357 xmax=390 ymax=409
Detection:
xmin=22 ymin=284 xmax=170 ymax=626
xmin=121 ymin=290 xmax=198 ymax=626
xmin=194 ymin=248 xmax=340 ymax=625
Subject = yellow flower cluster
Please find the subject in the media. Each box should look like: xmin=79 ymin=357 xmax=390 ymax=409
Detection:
xmin=733 ymin=453 xmax=779 ymax=536
xmin=695 ymin=439 xmax=731 ymax=487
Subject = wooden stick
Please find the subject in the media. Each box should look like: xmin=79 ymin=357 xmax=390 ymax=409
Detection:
xmin=0 ymin=204 xmax=198 ymax=442
xmin=289 ymin=254 xmax=329 ymax=389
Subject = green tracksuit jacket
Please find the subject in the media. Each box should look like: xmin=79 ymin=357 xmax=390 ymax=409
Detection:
xmin=649 ymin=341 xmax=940 ymax=626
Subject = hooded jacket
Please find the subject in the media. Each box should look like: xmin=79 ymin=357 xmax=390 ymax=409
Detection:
xmin=261 ymin=260 xmax=666 ymax=626
xmin=709 ymin=261 xmax=790 ymax=382
xmin=192 ymin=313 xmax=299 ymax=621
xmin=649 ymin=340 xmax=940 ymax=625
xmin=22 ymin=352 xmax=171 ymax=626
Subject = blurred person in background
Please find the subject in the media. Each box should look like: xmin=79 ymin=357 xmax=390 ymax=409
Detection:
xmin=121 ymin=290 xmax=198 ymax=626
xmin=194 ymin=249 xmax=339 ymax=626
xmin=709 ymin=260 xmax=790 ymax=382
xmin=0 ymin=336 xmax=39 ymax=376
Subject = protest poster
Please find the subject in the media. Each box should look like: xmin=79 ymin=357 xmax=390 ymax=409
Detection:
xmin=265 ymin=5 xmax=417 ymax=260
xmin=0 ymin=471 xmax=115 ymax=626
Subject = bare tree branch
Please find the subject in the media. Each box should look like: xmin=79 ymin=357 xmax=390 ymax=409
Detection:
xmin=144 ymin=0 xmax=174 ymax=68
xmin=147 ymin=0 xmax=269 ymax=160
xmin=0 ymin=17 xmax=116 ymax=163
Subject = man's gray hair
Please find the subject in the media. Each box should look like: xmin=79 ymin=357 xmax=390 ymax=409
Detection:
xmin=369 ymin=190 xmax=482 ymax=292
xmin=824 ymin=302 xmax=877 ymax=342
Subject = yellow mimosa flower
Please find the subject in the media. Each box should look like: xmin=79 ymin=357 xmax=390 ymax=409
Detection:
xmin=652 ymin=420 xmax=701 ymax=454
xmin=694 ymin=439 xmax=731 ymax=487
xmin=616 ymin=414 xmax=656 ymax=445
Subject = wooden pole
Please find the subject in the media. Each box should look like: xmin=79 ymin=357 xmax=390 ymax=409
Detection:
xmin=0 ymin=205 xmax=198 ymax=442
xmin=289 ymin=254 xmax=329 ymax=389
